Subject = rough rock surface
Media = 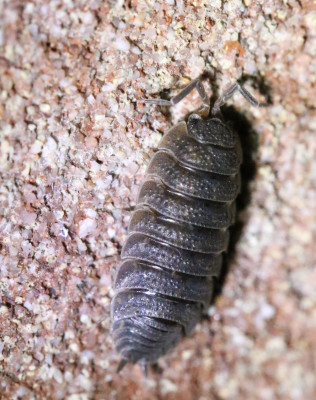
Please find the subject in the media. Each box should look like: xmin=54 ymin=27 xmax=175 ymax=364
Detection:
xmin=1 ymin=1 xmax=316 ymax=399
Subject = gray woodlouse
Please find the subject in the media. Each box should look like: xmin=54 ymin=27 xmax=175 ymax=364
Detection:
xmin=111 ymin=78 xmax=263 ymax=373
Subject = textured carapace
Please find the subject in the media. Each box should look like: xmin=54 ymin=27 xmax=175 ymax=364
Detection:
xmin=111 ymin=79 xmax=262 ymax=372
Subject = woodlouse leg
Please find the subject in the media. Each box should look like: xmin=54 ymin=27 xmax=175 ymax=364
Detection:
xmin=212 ymin=82 xmax=265 ymax=116
xmin=140 ymin=360 xmax=148 ymax=376
xmin=140 ymin=78 xmax=210 ymax=117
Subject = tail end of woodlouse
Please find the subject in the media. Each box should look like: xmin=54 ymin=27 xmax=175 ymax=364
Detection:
xmin=117 ymin=358 xmax=129 ymax=373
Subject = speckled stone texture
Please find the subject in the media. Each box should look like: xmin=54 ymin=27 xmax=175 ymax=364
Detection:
xmin=0 ymin=0 xmax=316 ymax=399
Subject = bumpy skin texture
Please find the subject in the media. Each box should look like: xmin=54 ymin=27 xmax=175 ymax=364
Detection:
xmin=111 ymin=117 xmax=242 ymax=366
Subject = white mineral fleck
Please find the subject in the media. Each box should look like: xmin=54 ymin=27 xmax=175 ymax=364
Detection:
xmin=160 ymin=379 xmax=178 ymax=395
xmin=115 ymin=38 xmax=130 ymax=52
xmin=78 ymin=218 xmax=96 ymax=238
xmin=40 ymin=103 xmax=51 ymax=113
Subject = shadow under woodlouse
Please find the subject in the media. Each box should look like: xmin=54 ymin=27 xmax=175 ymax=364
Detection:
xmin=147 ymin=104 xmax=260 ymax=375
xmin=152 ymin=77 xmax=261 ymax=305
xmin=147 ymin=104 xmax=260 ymax=377
xmin=210 ymin=104 xmax=259 ymax=302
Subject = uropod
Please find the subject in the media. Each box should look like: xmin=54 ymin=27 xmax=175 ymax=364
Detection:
xmin=111 ymin=78 xmax=263 ymax=373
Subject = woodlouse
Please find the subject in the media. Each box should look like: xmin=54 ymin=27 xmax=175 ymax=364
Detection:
xmin=111 ymin=78 xmax=263 ymax=372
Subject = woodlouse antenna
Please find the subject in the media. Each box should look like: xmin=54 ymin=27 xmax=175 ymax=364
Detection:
xmin=140 ymin=78 xmax=264 ymax=119
xmin=211 ymin=81 xmax=265 ymax=116
xmin=139 ymin=78 xmax=210 ymax=117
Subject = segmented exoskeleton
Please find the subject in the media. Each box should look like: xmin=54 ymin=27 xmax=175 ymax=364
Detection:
xmin=111 ymin=79 xmax=262 ymax=373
